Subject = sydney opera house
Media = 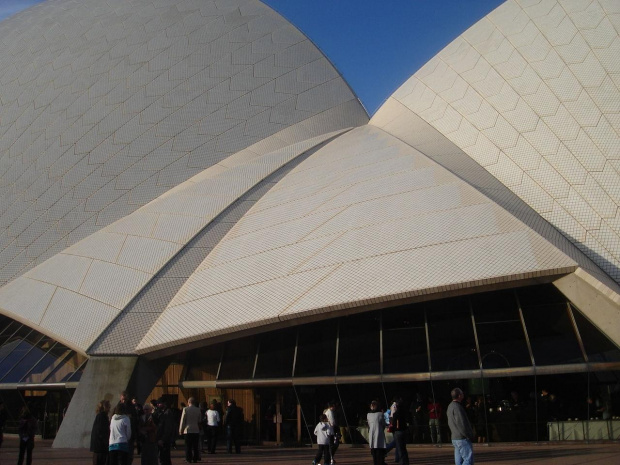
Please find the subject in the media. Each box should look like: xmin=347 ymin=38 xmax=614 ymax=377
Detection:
xmin=0 ymin=0 xmax=619 ymax=446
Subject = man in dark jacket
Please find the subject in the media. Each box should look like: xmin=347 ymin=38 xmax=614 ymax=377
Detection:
xmin=447 ymin=388 xmax=475 ymax=465
xmin=224 ymin=399 xmax=243 ymax=454
xmin=156 ymin=398 xmax=175 ymax=465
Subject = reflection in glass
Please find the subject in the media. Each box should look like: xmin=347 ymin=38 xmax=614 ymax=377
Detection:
xmin=427 ymin=298 xmax=478 ymax=371
xmin=44 ymin=350 xmax=87 ymax=383
xmin=255 ymin=328 xmax=296 ymax=378
xmin=338 ymin=312 xmax=380 ymax=376
xmin=219 ymin=337 xmax=256 ymax=380
xmin=1 ymin=336 xmax=52 ymax=383
xmin=473 ymin=292 xmax=531 ymax=369
xmin=482 ymin=375 xmax=537 ymax=442
xmin=571 ymin=306 xmax=620 ymax=363
xmin=21 ymin=343 xmax=70 ymax=383
xmin=520 ymin=303 xmax=583 ymax=366
xmin=295 ymin=320 xmax=337 ymax=377
xmin=383 ymin=305 xmax=428 ymax=374
xmin=0 ymin=327 xmax=41 ymax=375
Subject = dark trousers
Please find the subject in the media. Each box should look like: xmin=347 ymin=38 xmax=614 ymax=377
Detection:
xmin=17 ymin=438 xmax=34 ymax=465
xmin=184 ymin=433 xmax=200 ymax=462
xmin=158 ymin=442 xmax=171 ymax=465
xmin=206 ymin=425 xmax=218 ymax=453
xmin=226 ymin=425 xmax=241 ymax=453
xmin=109 ymin=449 xmax=128 ymax=465
xmin=314 ymin=444 xmax=331 ymax=464
xmin=92 ymin=451 xmax=108 ymax=465
xmin=328 ymin=433 xmax=339 ymax=459
xmin=371 ymin=447 xmax=386 ymax=465
xmin=394 ymin=430 xmax=409 ymax=465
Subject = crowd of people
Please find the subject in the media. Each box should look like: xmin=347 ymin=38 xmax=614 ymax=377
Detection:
xmin=312 ymin=388 xmax=475 ymax=465
xmin=89 ymin=392 xmax=244 ymax=465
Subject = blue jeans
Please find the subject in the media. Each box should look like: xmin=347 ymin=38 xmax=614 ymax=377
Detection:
xmin=393 ymin=430 xmax=409 ymax=465
xmin=452 ymin=438 xmax=473 ymax=465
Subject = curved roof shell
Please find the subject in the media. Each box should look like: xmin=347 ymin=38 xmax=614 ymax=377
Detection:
xmin=1 ymin=0 xmax=619 ymax=358
xmin=0 ymin=0 xmax=367 ymax=352
xmin=372 ymin=0 xmax=620 ymax=285
xmin=0 ymin=0 xmax=367 ymax=288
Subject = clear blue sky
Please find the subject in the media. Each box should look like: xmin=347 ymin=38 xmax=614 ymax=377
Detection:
xmin=1 ymin=0 xmax=505 ymax=115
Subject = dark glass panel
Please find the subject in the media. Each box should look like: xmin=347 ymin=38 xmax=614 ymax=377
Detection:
xmin=296 ymin=385 xmax=339 ymax=443
xmin=186 ymin=344 xmax=222 ymax=381
xmin=536 ymin=373 xmax=588 ymax=426
xmin=337 ymin=312 xmax=380 ymax=376
xmin=516 ymin=284 xmax=566 ymax=308
xmin=0 ymin=327 xmax=40 ymax=372
xmin=295 ymin=320 xmax=337 ymax=377
xmin=427 ymin=298 xmax=478 ymax=371
xmin=0 ymin=323 xmax=27 ymax=360
xmin=383 ymin=305 xmax=428 ymax=374
xmin=481 ymin=375 xmax=537 ymax=442
xmin=470 ymin=290 xmax=520 ymax=323
xmin=1 ymin=336 xmax=52 ymax=382
xmin=520 ymin=303 xmax=584 ymax=365
xmin=0 ymin=315 xmax=12 ymax=337
xmin=218 ymin=337 xmax=256 ymax=380
xmin=254 ymin=327 xmax=296 ymax=379
xmin=21 ymin=342 xmax=71 ymax=383
xmin=476 ymin=321 xmax=531 ymax=368
xmin=571 ymin=306 xmax=620 ymax=362
xmin=589 ymin=370 xmax=619 ymax=422
xmin=44 ymin=350 xmax=87 ymax=383
xmin=0 ymin=320 xmax=19 ymax=340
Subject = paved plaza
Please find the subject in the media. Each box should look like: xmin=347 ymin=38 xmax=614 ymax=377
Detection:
xmin=1 ymin=437 xmax=619 ymax=465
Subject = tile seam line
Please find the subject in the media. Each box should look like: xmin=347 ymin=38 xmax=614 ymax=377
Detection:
xmin=167 ymin=228 xmax=569 ymax=310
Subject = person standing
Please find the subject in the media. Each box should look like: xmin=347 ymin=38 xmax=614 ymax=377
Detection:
xmin=156 ymin=399 xmax=175 ymax=465
xmin=17 ymin=406 xmax=37 ymax=465
xmin=427 ymin=396 xmax=443 ymax=445
xmin=224 ymin=399 xmax=243 ymax=454
xmin=205 ymin=401 xmax=220 ymax=454
xmin=324 ymin=402 xmax=339 ymax=464
xmin=139 ymin=403 xmax=158 ymax=465
xmin=117 ymin=391 xmax=137 ymax=465
xmin=312 ymin=414 xmax=332 ymax=465
xmin=367 ymin=401 xmax=386 ymax=465
xmin=447 ymin=388 xmax=475 ymax=465
xmin=109 ymin=403 xmax=132 ymax=465
xmin=391 ymin=400 xmax=410 ymax=465
xmin=179 ymin=397 xmax=201 ymax=463
xmin=90 ymin=400 xmax=111 ymax=465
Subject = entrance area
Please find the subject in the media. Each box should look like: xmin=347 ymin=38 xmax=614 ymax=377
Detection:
xmin=147 ymin=284 xmax=620 ymax=445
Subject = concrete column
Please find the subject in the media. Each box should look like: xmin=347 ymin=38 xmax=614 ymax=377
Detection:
xmin=52 ymin=356 xmax=138 ymax=448
xmin=554 ymin=268 xmax=620 ymax=348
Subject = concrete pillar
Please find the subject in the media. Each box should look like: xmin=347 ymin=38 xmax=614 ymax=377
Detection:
xmin=53 ymin=355 xmax=169 ymax=448
xmin=554 ymin=268 xmax=620 ymax=348
xmin=52 ymin=356 xmax=137 ymax=448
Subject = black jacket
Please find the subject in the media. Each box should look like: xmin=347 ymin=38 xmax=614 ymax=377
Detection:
xmin=90 ymin=411 xmax=110 ymax=453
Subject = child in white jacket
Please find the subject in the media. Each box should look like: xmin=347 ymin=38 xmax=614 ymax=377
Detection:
xmin=313 ymin=414 xmax=333 ymax=465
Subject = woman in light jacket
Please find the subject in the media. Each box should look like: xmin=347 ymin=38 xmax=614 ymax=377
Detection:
xmin=109 ymin=403 xmax=132 ymax=465
xmin=367 ymin=400 xmax=386 ymax=465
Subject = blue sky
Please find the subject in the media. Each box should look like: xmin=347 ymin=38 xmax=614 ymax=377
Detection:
xmin=1 ymin=0 xmax=505 ymax=115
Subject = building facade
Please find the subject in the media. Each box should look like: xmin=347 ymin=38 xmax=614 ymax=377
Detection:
xmin=0 ymin=0 xmax=618 ymax=446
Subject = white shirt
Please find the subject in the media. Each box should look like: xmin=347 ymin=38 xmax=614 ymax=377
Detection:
xmin=206 ymin=409 xmax=220 ymax=427
xmin=109 ymin=414 xmax=131 ymax=445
